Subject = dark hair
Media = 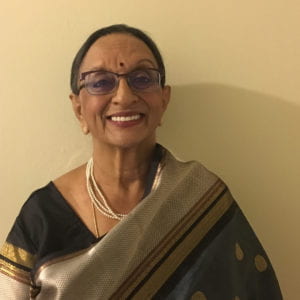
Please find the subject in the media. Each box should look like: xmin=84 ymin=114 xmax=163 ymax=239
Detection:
xmin=70 ymin=24 xmax=166 ymax=95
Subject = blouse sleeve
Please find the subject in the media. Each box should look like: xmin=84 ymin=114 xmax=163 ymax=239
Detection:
xmin=0 ymin=207 xmax=38 ymax=299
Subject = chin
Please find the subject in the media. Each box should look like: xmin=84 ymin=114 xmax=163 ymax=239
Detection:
xmin=106 ymin=134 xmax=156 ymax=150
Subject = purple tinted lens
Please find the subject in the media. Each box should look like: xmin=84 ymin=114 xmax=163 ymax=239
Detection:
xmin=87 ymin=72 xmax=117 ymax=94
xmin=128 ymin=70 xmax=158 ymax=90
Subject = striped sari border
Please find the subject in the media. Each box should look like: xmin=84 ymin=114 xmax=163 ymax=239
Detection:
xmin=0 ymin=259 xmax=31 ymax=285
xmin=0 ymin=242 xmax=35 ymax=269
xmin=111 ymin=179 xmax=232 ymax=299
xmin=132 ymin=188 xmax=234 ymax=299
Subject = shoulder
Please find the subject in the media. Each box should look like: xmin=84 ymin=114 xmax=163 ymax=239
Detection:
xmin=8 ymin=164 xmax=88 ymax=251
xmin=14 ymin=165 xmax=86 ymax=238
xmin=20 ymin=182 xmax=59 ymax=217
xmin=163 ymin=147 xmax=220 ymax=183
xmin=15 ymin=181 xmax=71 ymax=235
xmin=5 ymin=182 xmax=64 ymax=254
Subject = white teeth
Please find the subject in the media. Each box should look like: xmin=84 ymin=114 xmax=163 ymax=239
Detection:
xmin=111 ymin=114 xmax=141 ymax=122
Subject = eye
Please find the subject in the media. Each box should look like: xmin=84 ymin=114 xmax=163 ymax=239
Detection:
xmin=130 ymin=70 xmax=155 ymax=89
xmin=87 ymin=72 xmax=116 ymax=92
xmin=91 ymin=79 xmax=112 ymax=88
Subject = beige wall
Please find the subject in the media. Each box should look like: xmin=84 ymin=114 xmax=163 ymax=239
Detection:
xmin=0 ymin=1 xmax=299 ymax=298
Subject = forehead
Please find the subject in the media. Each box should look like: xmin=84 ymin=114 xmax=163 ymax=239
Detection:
xmin=81 ymin=33 xmax=157 ymax=71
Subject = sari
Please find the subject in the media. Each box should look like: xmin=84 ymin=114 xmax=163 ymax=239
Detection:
xmin=0 ymin=147 xmax=282 ymax=299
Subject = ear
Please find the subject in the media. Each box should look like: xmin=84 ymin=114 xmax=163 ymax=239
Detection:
xmin=69 ymin=93 xmax=89 ymax=134
xmin=161 ymin=85 xmax=171 ymax=111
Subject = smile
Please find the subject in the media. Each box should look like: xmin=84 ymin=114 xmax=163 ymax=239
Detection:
xmin=109 ymin=114 xmax=143 ymax=122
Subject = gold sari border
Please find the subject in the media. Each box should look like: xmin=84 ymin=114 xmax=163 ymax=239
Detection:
xmin=0 ymin=259 xmax=31 ymax=285
xmin=0 ymin=242 xmax=35 ymax=269
xmin=111 ymin=179 xmax=231 ymax=299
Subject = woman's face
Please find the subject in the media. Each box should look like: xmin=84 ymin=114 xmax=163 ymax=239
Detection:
xmin=70 ymin=33 xmax=170 ymax=150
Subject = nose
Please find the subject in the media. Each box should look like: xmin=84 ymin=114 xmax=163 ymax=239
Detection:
xmin=111 ymin=77 xmax=139 ymax=106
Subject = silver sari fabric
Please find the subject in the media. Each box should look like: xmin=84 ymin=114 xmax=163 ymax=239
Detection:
xmin=0 ymin=149 xmax=282 ymax=299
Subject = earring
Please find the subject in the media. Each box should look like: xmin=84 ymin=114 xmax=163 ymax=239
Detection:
xmin=82 ymin=126 xmax=89 ymax=135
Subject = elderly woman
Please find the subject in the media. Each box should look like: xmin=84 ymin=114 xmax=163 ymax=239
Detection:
xmin=0 ymin=25 xmax=282 ymax=299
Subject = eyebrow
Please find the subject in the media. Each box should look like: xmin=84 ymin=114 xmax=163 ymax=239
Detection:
xmin=81 ymin=58 xmax=157 ymax=73
xmin=135 ymin=58 xmax=157 ymax=67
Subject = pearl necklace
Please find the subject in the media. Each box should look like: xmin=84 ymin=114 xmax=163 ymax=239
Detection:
xmin=86 ymin=158 xmax=127 ymax=221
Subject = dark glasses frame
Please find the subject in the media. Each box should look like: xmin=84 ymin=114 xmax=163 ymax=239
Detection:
xmin=78 ymin=68 xmax=163 ymax=95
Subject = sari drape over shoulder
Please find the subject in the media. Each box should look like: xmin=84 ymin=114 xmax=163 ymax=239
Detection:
xmin=0 ymin=147 xmax=282 ymax=299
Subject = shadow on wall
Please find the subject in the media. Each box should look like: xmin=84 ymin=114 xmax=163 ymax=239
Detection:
xmin=159 ymin=83 xmax=299 ymax=199
xmin=158 ymin=83 xmax=299 ymax=299
xmin=158 ymin=82 xmax=300 ymax=239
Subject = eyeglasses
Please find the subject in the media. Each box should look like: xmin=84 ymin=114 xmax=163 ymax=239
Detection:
xmin=79 ymin=68 xmax=162 ymax=95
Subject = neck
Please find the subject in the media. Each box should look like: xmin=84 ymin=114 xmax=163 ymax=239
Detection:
xmin=92 ymin=142 xmax=156 ymax=188
xmin=88 ymin=142 xmax=157 ymax=215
